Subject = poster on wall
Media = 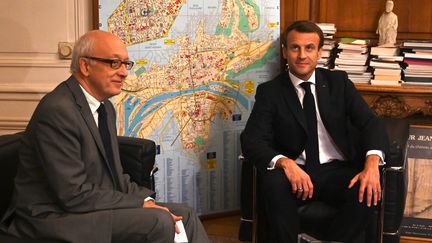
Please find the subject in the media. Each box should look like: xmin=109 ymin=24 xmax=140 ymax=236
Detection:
xmin=400 ymin=126 xmax=432 ymax=239
xmin=99 ymin=0 xmax=280 ymax=215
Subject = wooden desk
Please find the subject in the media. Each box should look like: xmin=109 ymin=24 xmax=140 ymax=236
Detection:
xmin=355 ymin=84 xmax=432 ymax=123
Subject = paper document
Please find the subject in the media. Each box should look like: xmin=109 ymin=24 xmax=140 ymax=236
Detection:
xmin=174 ymin=220 xmax=188 ymax=242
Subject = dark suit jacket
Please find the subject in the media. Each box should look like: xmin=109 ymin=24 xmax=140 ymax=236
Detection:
xmin=4 ymin=76 xmax=154 ymax=243
xmin=241 ymin=68 xmax=388 ymax=172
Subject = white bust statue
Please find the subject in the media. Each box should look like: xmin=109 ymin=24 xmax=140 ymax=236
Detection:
xmin=376 ymin=0 xmax=398 ymax=46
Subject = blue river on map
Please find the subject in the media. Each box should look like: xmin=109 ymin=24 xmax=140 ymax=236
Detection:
xmin=123 ymin=82 xmax=249 ymax=136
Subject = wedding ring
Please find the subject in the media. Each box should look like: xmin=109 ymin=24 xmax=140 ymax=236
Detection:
xmin=298 ymin=188 xmax=303 ymax=191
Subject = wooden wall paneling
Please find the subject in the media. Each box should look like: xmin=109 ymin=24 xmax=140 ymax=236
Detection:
xmin=294 ymin=0 xmax=311 ymax=21
xmin=317 ymin=0 xmax=329 ymax=22
xmin=0 ymin=0 xmax=94 ymax=134
xmin=313 ymin=0 xmax=383 ymax=40
xmin=309 ymin=0 xmax=322 ymax=23
xmin=92 ymin=0 xmax=99 ymax=30
xmin=280 ymin=0 xmax=288 ymax=33
xmin=280 ymin=0 xmax=311 ymax=34
xmin=301 ymin=0 xmax=432 ymax=41
xmin=396 ymin=0 xmax=432 ymax=39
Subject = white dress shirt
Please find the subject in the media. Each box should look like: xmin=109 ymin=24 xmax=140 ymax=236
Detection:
xmin=268 ymin=70 xmax=384 ymax=169
xmin=79 ymin=85 xmax=155 ymax=202
xmin=79 ymin=85 xmax=101 ymax=126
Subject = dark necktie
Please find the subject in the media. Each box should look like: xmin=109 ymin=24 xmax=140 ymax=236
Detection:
xmin=97 ymin=103 xmax=121 ymax=191
xmin=300 ymin=82 xmax=320 ymax=175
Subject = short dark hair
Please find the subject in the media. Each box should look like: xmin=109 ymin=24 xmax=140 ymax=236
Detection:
xmin=281 ymin=20 xmax=324 ymax=49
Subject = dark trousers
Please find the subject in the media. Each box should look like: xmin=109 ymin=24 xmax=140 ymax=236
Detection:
xmin=259 ymin=161 xmax=376 ymax=243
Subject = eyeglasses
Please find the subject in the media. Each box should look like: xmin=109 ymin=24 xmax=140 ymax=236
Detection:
xmin=84 ymin=56 xmax=134 ymax=70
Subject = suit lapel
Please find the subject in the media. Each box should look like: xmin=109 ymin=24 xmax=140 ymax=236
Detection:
xmin=315 ymin=69 xmax=331 ymax=126
xmin=104 ymin=100 xmax=125 ymax=190
xmin=279 ymin=72 xmax=307 ymax=131
xmin=65 ymin=77 xmax=109 ymax=168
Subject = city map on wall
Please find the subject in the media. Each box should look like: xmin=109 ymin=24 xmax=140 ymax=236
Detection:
xmin=99 ymin=0 xmax=280 ymax=215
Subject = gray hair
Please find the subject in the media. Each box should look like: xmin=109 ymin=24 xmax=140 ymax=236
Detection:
xmin=70 ymin=33 xmax=96 ymax=74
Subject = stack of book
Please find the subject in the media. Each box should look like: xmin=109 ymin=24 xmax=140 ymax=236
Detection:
xmin=316 ymin=23 xmax=337 ymax=69
xmin=401 ymin=40 xmax=432 ymax=86
xmin=333 ymin=38 xmax=372 ymax=83
xmin=369 ymin=45 xmax=403 ymax=86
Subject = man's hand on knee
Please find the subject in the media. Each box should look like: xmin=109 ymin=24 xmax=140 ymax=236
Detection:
xmin=276 ymin=157 xmax=314 ymax=200
xmin=348 ymin=155 xmax=381 ymax=207
xmin=143 ymin=201 xmax=183 ymax=233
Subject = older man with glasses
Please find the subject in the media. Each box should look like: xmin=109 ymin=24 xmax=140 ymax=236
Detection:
xmin=1 ymin=30 xmax=209 ymax=243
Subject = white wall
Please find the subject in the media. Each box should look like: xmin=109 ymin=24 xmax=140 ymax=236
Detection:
xmin=0 ymin=0 xmax=94 ymax=134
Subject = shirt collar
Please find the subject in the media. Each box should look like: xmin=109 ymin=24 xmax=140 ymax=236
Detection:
xmin=79 ymin=85 xmax=101 ymax=115
xmin=288 ymin=70 xmax=316 ymax=88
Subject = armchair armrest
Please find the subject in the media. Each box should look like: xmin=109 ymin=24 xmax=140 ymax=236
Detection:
xmin=117 ymin=136 xmax=157 ymax=190
xmin=380 ymin=118 xmax=409 ymax=243
xmin=238 ymin=154 xmax=254 ymax=242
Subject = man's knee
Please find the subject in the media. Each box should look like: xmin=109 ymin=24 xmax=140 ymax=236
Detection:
xmin=112 ymin=208 xmax=176 ymax=243
xmin=150 ymin=209 xmax=176 ymax=237
xmin=176 ymin=204 xmax=194 ymax=219
xmin=346 ymin=183 xmax=379 ymax=211
xmin=260 ymin=170 xmax=292 ymax=197
xmin=161 ymin=203 xmax=194 ymax=222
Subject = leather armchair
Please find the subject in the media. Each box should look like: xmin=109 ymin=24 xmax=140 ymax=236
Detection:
xmin=0 ymin=132 xmax=158 ymax=243
xmin=238 ymin=118 xmax=409 ymax=243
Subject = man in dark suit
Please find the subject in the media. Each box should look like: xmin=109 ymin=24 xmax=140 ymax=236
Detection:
xmin=241 ymin=21 xmax=388 ymax=242
xmin=2 ymin=30 xmax=209 ymax=243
